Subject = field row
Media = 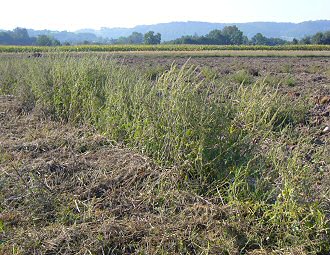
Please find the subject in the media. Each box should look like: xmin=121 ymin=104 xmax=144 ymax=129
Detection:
xmin=2 ymin=50 xmax=330 ymax=58
xmin=0 ymin=44 xmax=330 ymax=53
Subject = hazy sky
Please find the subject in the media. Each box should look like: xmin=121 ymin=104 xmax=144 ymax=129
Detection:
xmin=1 ymin=0 xmax=329 ymax=31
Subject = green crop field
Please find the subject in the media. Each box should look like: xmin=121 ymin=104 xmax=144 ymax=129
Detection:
xmin=0 ymin=44 xmax=330 ymax=53
xmin=0 ymin=53 xmax=329 ymax=254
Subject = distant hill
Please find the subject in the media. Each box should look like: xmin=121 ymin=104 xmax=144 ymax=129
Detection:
xmin=14 ymin=20 xmax=330 ymax=43
xmin=27 ymin=29 xmax=102 ymax=44
xmin=77 ymin=20 xmax=330 ymax=42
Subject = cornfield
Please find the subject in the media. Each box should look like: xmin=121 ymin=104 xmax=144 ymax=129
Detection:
xmin=0 ymin=44 xmax=329 ymax=53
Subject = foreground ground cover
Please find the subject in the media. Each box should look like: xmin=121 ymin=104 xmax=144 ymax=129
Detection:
xmin=0 ymin=54 xmax=329 ymax=254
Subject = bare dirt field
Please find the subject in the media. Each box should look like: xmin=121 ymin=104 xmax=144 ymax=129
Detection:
xmin=118 ymin=56 xmax=329 ymax=91
xmin=119 ymin=56 xmax=330 ymax=129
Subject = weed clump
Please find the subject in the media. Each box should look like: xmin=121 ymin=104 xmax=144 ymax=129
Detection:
xmin=0 ymin=55 xmax=329 ymax=254
xmin=231 ymin=69 xmax=253 ymax=84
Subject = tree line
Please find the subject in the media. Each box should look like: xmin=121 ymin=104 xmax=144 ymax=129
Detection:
xmin=168 ymin=26 xmax=330 ymax=45
xmin=109 ymin=31 xmax=161 ymax=45
xmin=0 ymin=28 xmax=161 ymax=46
xmin=0 ymin=26 xmax=329 ymax=46
xmin=0 ymin=28 xmax=61 ymax=46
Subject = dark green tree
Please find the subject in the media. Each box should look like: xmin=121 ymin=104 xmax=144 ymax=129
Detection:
xmin=221 ymin=26 xmax=244 ymax=45
xmin=242 ymin=35 xmax=249 ymax=45
xmin=312 ymin=32 xmax=324 ymax=44
xmin=251 ymin=33 xmax=268 ymax=45
xmin=11 ymin=27 xmax=34 ymax=45
xmin=322 ymin=31 xmax=330 ymax=44
xmin=36 ymin=35 xmax=60 ymax=46
xmin=207 ymin=29 xmax=229 ymax=44
xmin=0 ymin=32 xmax=13 ymax=45
xmin=128 ymin=32 xmax=143 ymax=44
xmin=251 ymin=33 xmax=287 ymax=46
xmin=311 ymin=31 xmax=330 ymax=44
xmin=300 ymin=36 xmax=311 ymax=44
xmin=12 ymin=27 xmax=29 ymax=39
xmin=144 ymin=31 xmax=161 ymax=45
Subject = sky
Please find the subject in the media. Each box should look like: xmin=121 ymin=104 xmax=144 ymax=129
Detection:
xmin=1 ymin=0 xmax=330 ymax=31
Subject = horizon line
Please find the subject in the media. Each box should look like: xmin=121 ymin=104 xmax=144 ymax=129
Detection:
xmin=1 ymin=19 xmax=329 ymax=32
